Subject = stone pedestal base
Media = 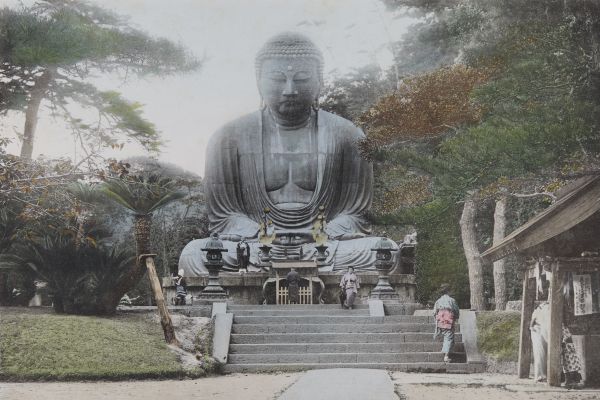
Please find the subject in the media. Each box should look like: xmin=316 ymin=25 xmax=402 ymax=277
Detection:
xmin=370 ymin=290 xmax=401 ymax=302
xmin=197 ymin=286 xmax=229 ymax=303
xmin=163 ymin=271 xmax=416 ymax=305
xmin=194 ymin=294 xmax=229 ymax=305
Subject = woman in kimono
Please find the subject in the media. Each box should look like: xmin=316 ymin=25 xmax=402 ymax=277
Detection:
xmin=340 ymin=267 xmax=359 ymax=309
xmin=433 ymin=284 xmax=460 ymax=363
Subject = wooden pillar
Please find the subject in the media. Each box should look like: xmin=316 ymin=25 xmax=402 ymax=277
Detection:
xmin=518 ymin=273 xmax=536 ymax=378
xmin=276 ymin=271 xmax=280 ymax=305
xmin=547 ymin=261 xmax=564 ymax=387
xmin=144 ymin=256 xmax=179 ymax=346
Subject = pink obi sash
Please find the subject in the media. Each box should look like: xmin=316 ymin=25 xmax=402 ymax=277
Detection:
xmin=436 ymin=309 xmax=455 ymax=329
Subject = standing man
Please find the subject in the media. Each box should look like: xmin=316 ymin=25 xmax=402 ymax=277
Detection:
xmin=236 ymin=239 xmax=251 ymax=273
xmin=531 ymin=301 xmax=583 ymax=387
xmin=172 ymin=269 xmax=187 ymax=305
xmin=433 ymin=283 xmax=460 ymax=363
xmin=530 ymin=301 xmax=549 ymax=382
xmin=340 ymin=267 xmax=359 ymax=309
xmin=286 ymin=267 xmax=300 ymax=304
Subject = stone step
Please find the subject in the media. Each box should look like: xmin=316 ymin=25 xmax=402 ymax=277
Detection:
xmin=232 ymin=315 xmax=434 ymax=324
xmin=228 ymin=352 xmax=451 ymax=364
xmin=223 ymin=362 xmax=486 ymax=374
xmin=230 ymin=332 xmax=462 ymax=344
xmin=231 ymin=323 xmax=437 ymax=334
xmin=228 ymin=304 xmax=370 ymax=310
xmin=231 ymin=309 xmax=370 ymax=316
xmin=229 ymin=342 xmax=465 ymax=354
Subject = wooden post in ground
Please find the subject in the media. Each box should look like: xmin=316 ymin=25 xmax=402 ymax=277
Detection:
xmin=141 ymin=254 xmax=179 ymax=346
xmin=518 ymin=273 xmax=536 ymax=378
xmin=547 ymin=261 xmax=564 ymax=387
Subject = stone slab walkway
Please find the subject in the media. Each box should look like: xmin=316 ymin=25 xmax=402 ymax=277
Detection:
xmin=277 ymin=369 xmax=397 ymax=400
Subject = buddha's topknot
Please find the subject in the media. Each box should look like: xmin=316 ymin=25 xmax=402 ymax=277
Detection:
xmin=255 ymin=32 xmax=324 ymax=81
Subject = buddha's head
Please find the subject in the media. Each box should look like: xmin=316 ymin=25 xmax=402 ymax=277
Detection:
xmin=256 ymin=32 xmax=324 ymax=126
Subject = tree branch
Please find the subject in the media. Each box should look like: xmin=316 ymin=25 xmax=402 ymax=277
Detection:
xmin=511 ymin=191 xmax=557 ymax=201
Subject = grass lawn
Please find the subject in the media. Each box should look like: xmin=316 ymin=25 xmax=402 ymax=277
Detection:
xmin=0 ymin=307 xmax=204 ymax=381
xmin=476 ymin=311 xmax=521 ymax=362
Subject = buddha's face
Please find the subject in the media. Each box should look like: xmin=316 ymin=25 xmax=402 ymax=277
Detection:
xmin=258 ymin=57 xmax=321 ymax=125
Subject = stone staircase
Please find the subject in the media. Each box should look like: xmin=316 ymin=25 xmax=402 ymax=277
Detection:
xmin=223 ymin=304 xmax=482 ymax=373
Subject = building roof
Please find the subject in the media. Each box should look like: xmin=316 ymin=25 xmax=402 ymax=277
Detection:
xmin=481 ymin=175 xmax=600 ymax=262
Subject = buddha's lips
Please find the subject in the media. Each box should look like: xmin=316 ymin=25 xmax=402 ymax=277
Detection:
xmin=278 ymin=101 xmax=307 ymax=115
xmin=279 ymin=100 xmax=302 ymax=109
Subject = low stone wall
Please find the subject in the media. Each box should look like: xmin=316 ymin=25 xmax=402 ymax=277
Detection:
xmin=118 ymin=305 xmax=213 ymax=318
xmin=162 ymin=272 xmax=416 ymax=305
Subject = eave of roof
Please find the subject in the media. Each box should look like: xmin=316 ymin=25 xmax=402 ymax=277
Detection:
xmin=481 ymin=175 xmax=600 ymax=263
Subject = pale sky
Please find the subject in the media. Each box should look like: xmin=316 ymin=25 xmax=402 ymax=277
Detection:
xmin=0 ymin=0 xmax=414 ymax=176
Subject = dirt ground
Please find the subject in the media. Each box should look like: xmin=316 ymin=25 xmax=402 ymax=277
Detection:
xmin=392 ymin=372 xmax=600 ymax=400
xmin=0 ymin=373 xmax=300 ymax=400
xmin=2 ymin=372 xmax=600 ymax=400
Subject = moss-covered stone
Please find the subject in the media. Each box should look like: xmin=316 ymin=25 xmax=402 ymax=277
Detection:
xmin=477 ymin=311 xmax=521 ymax=362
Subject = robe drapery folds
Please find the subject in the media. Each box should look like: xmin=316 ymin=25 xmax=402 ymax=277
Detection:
xmin=206 ymin=109 xmax=373 ymax=239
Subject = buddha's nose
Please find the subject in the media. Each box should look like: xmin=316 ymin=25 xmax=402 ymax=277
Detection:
xmin=283 ymin=79 xmax=298 ymax=96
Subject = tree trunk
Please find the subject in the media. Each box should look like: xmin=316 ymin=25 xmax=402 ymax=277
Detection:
xmin=20 ymin=68 xmax=53 ymax=159
xmin=459 ymin=193 xmax=486 ymax=310
xmin=145 ymin=256 xmax=179 ymax=346
xmin=0 ymin=272 xmax=9 ymax=305
xmin=134 ymin=214 xmax=152 ymax=255
xmin=493 ymin=195 xmax=508 ymax=310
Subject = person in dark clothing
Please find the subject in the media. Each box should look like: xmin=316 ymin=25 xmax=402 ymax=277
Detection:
xmin=236 ymin=239 xmax=251 ymax=272
xmin=173 ymin=269 xmax=187 ymax=305
xmin=286 ymin=268 xmax=300 ymax=304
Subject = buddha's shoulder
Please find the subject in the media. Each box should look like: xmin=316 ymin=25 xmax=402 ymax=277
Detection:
xmin=211 ymin=111 xmax=262 ymax=141
xmin=318 ymin=110 xmax=365 ymax=140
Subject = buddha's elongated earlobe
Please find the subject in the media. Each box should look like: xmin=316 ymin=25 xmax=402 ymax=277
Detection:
xmin=312 ymin=96 xmax=319 ymax=111
xmin=260 ymin=95 xmax=266 ymax=110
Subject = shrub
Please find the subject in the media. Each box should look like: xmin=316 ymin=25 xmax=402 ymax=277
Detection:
xmin=477 ymin=311 xmax=521 ymax=361
xmin=1 ymin=227 xmax=135 ymax=315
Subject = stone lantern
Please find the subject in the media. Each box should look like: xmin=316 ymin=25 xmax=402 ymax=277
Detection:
xmin=370 ymin=237 xmax=399 ymax=301
xmin=199 ymin=233 xmax=228 ymax=299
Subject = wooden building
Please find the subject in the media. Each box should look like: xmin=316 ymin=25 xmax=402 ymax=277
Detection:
xmin=482 ymin=175 xmax=600 ymax=387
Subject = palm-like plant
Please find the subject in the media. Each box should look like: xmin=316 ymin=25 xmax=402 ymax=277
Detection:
xmin=101 ymin=172 xmax=185 ymax=344
xmin=0 ymin=226 xmax=134 ymax=314
xmin=66 ymin=182 xmax=104 ymax=249
xmin=102 ymin=174 xmax=185 ymax=256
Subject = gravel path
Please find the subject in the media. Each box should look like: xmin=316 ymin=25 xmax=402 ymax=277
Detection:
xmin=392 ymin=372 xmax=600 ymax=400
xmin=2 ymin=372 xmax=599 ymax=400
xmin=0 ymin=373 xmax=300 ymax=400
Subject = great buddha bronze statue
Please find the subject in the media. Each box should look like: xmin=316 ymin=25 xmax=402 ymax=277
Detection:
xmin=179 ymin=32 xmax=399 ymax=275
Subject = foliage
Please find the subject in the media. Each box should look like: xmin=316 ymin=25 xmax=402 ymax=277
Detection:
xmin=0 ymin=309 xmax=205 ymax=381
xmin=0 ymin=0 xmax=199 ymax=160
xmin=0 ymin=144 xmax=202 ymax=313
xmin=477 ymin=311 xmax=521 ymax=361
xmin=0 ymin=224 xmax=135 ymax=315
xmin=374 ymin=199 xmax=470 ymax=306
xmin=320 ymin=64 xmax=396 ymax=121
xmin=386 ymin=1 xmax=486 ymax=74
xmin=102 ymin=174 xmax=186 ymax=217
xmin=98 ymin=160 xmax=194 ymax=315
xmin=358 ymin=65 xmax=490 ymax=159
xmin=432 ymin=22 xmax=600 ymax=199
xmin=347 ymin=0 xmax=600 ymax=306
